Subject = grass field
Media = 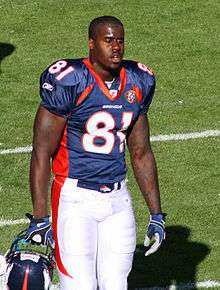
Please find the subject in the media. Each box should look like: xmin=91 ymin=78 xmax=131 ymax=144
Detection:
xmin=0 ymin=0 xmax=219 ymax=289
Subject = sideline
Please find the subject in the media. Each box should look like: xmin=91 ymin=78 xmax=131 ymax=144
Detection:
xmin=0 ymin=130 xmax=219 ymax=155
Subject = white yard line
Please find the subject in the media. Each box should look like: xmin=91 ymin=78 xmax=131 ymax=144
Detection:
xmin=0 ymin=217 xmax=53 ymax=227
xmin=0 ymin=275 xmax=220 ymax=290
xmin=0 ymin=130 xmax=219 ymax=155
xmin=0 ymin=146 xmax=32 ymax=155
xmin=150 ymin=130 xmax=220 ymax=142
xmin=0 ymin=218 xmax=28 ymax=227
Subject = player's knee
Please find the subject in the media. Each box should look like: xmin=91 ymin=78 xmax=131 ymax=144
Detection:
xmin=60 ymin=273 xmax=97 ymax=290
xmin=98 ymin=255 xmax=132 ymax=290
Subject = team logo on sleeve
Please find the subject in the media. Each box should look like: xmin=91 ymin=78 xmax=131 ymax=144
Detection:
xmin=125 ymin=90 xmax=136 ymax=104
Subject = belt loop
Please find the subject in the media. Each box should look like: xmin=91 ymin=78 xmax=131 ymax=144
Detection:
xmin=114 ymin=182 xmax=121 ymax=190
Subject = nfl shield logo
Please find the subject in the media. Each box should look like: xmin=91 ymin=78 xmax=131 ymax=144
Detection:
xmin=125 ymin=90 xmax=136 ymax=104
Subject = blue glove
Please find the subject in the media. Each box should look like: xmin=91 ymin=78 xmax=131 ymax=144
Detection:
xmin=144 ymin=213 xmax=166 ymax=256
xmin=22 ymin=213 xmax=54 ymax=247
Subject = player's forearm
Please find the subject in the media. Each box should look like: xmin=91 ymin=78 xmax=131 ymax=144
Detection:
xmin=29 ymin=149 xmax=51 ymax=218
xmin=131 ymin=150 xmax=162 ymax=214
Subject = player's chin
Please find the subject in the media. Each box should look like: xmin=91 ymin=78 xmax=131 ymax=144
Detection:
xmin=109 ymin=60 xmax=122 ymax=70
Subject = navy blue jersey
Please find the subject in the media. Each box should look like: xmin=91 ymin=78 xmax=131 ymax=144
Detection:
xmin=40 ymin=58 xmax=155 ymax=183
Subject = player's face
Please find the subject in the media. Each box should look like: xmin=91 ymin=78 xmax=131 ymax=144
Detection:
xmin=89 ymin=23 xmax=124 ymax=73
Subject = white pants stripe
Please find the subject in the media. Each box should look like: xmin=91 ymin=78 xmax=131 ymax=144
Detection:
xmin=52 ymin=177 xmax=136 ymax=290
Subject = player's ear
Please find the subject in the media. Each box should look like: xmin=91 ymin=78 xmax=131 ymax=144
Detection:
xmin=89 ymin=38 xmax=95 ymax=50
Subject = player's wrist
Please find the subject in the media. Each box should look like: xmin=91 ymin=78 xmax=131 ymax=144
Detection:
xmin=149 ymin=212 xmax=167 ymax=222
xmin=26 ymin=213 xmax=50 ymax=224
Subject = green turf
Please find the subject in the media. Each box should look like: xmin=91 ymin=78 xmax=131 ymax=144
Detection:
xmin=0 ymin=0 xmax=219 ymax=288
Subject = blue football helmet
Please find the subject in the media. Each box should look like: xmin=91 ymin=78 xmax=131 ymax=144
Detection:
xmin=5 ymin=232 xmax=55 ymax=290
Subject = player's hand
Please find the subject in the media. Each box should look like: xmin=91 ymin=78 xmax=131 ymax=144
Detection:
xmin=144 ymin=213 xmax=166 ymax=256
xmin=22 ymin=213 xmax=54 ymax=247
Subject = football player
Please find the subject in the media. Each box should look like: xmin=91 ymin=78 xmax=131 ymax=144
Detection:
xmin=23 ymin=16 xmax=166 ymax=290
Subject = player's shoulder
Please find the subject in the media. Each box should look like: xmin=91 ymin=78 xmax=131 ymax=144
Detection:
xmin=40 ymin=58 xmax=85 ymax=87
xmin=122 ymin=59 xmax=155 ymax=86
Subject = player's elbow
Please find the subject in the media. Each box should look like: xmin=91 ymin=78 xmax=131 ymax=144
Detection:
xmin=130 ymin=146 xmax=147 ymax=162
xmin=130 ymin=145 xmax=155 ymax=167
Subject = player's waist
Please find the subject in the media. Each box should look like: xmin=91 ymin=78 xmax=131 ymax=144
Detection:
xmin=77 ymin=179 xmax=124 ymax=193
xmin=54 ymin=176 xmax=125 ymax=193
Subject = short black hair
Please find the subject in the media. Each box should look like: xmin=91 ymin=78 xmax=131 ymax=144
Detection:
xmin=89 ymin=16 xmax=123 ymax=39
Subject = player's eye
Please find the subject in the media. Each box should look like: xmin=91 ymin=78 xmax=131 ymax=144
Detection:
xmin=118 ymin=39 xmax=124 ymax=45
xmin=105 ymin=38 xmax=112 ymax=43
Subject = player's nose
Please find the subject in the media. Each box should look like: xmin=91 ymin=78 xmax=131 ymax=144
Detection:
xmin=112 ymin=39 xmax=120 ymax=51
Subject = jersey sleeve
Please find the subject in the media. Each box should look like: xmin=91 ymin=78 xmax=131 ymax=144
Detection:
xmin=39 ymin=62 xmax=77 ymax=118
xmin=139 ymin=75 xmax=156 ymax=115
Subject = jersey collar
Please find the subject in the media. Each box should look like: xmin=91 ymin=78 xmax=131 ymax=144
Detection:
xmin=83 ymin=58 xmax=126 ymax=101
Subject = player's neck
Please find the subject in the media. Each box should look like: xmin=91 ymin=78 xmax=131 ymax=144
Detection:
xmin=89 ymin=59 xmax=120 ymax=81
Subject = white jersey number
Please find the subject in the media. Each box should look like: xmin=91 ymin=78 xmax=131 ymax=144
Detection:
xmin=82 ymin=111 xmax=133 ymax=154
xmin=48 ymin=60 xmax=74 ymax=81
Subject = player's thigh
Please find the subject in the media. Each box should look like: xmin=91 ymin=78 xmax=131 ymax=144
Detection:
xmin=109 ymin=192 xmax=137 ymax=254
xmin=97 ymin=204 xmax=136 ymax=288
xmin=52 ymin=178 xmax=98 ymax=256
xmin=101 ymin=206 xmax=136 ymax=259
xmin=56 ymin=194 xmax=98 ymax=288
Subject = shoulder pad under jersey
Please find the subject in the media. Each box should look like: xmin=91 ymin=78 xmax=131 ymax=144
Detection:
xmin=42 ymin=58 xmax=85 ymax=87
xmin=123 ymin=59 xmax=155 ymax=86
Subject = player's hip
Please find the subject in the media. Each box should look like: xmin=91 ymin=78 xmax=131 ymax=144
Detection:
xmin=51 ymin=176 xmax=134 ymax=217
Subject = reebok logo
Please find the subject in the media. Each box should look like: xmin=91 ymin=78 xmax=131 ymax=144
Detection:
xmin=42 ymin=82 xmax=54 ymax=91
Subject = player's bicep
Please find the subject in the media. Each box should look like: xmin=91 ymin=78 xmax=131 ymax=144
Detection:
xmin=127 ymin=114 xmax=152 ymax=159
xmin=32 ymin=106 xmax=66 ymax=157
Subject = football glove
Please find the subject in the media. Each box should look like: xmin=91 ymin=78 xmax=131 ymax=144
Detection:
xmin=22 ymin=213 xmax=54 ymax=247
xmin=144 ymin=213 xmax=166 ymax=256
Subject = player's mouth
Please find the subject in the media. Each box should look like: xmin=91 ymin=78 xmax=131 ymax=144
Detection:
xmin=112 ymin=56 xmax=121 ymax=63
xmin=111 ymin=54 xmax=122 ymax=63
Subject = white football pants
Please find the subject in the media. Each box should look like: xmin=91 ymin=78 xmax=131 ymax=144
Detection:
xmin=51 ymin=177 xmax=136 ymax=290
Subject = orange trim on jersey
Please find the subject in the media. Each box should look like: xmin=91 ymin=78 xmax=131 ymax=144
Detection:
xmin=76 ymin=83 xmax=94 ymax=106
xmin=52 ymin=126 xmax=69 ymax=177
xmin=132 ymin=85 xmax=143 ymax=103
xmin=83 ymin=58 xmax=127 ymax=101
xmin=51 ymin=176 xmax=73 ymax=279
xmin=22 ymin=267 xmax=29 ymax=290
